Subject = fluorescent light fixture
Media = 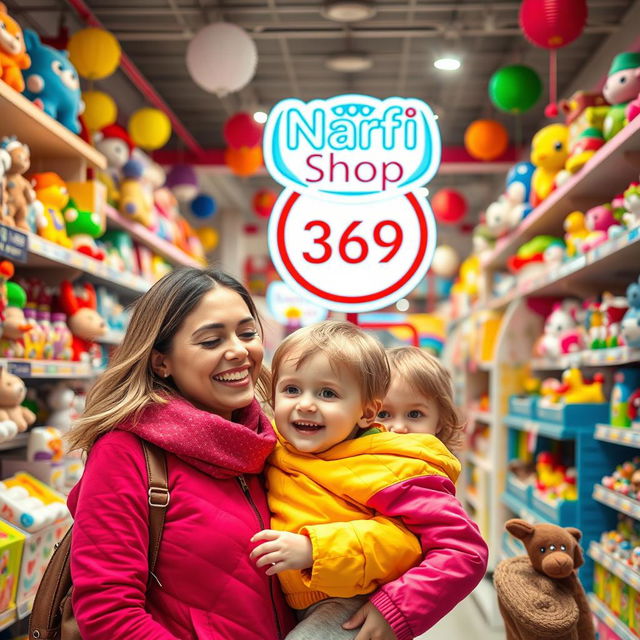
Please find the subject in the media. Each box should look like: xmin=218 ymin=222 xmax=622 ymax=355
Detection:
xmin=434 ymin=57 xmax=461 ymax=71
xmin=253 ymin=111 xmax=268 ymax=124
xmin=322 ymin=1 xmax=377 ymax=23
xmin=325 ymin=52 xmax=372 ymax=73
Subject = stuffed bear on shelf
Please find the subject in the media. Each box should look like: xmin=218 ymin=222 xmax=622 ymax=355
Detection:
xmin=493 ymin=519 xmax=595 ymax=640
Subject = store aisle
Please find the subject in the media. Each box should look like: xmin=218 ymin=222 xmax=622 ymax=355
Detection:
xmin=416 ymin=593 xmax=505 ymax=640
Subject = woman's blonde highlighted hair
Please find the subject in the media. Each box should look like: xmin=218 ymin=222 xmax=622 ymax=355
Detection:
xmin=270 ymin=320 xmax=390 ymax=407
xmin=387 ymin=346 xmax=464 ymax=450
xmin=66 ymin=268 xmax=270 ymax=453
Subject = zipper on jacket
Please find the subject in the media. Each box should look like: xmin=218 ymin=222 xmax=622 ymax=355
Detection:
xmin=237 ymin=475 xmax=283 ymax=639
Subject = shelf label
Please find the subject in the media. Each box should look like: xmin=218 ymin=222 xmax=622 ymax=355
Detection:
xmin=0 ymin=225 xmax=28 ymax=263
xmin=6 ymin=361 xmax=31 ymax=378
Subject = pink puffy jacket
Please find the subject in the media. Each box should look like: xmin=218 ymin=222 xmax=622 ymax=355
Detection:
xmin=68 ymin=430 xmax=294 ymax=639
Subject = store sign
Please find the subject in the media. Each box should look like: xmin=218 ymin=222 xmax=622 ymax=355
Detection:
xmin=264 ymin=94 xmax=440 ymax=313
xmin=0 ymin=224 xmax=28 ymax=263
xmin=265 ymin=281 xmax=328 ymax=326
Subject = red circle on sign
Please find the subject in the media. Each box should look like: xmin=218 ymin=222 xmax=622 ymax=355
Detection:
xmin=276 ymin=192 xmax=429 ymax=303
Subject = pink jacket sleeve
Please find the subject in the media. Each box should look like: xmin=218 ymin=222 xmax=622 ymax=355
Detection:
xmin=70 ymin=434 xmax=179 ymax=640
xmin=367 ymin=475 xmax=488 ymax=640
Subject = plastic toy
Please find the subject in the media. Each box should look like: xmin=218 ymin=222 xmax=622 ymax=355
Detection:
xmin=506 ymin=235 xmax=564 ymax=276
xmin=581 ymin=204 xmax=623 ymax=252
xmin=30 ymin=173 xmax=72 ymax=248
xmin=94 ymin=124 xmax=134 ymax=204
xmin=46 ymin=384 xmax=76 ymax=434
xmin=0 ymin=281 xmax=28 ymax=358
xmin=26 ymin=426 xmax=63 ymax=464
xmin=59 ymin=281 xmax=106 ymax=366
xmin=559 ymin=91 xmax=609 ymax=141
xmin=603 ymin=53 xmax=640 ymax=140
xmin=62 ymin=198 xmax=106 ymax=260
xmin=622 ymin=275 xmax=640 ymax=348
xmin=100 ymin=229 xmax=135 ymax=274
xmin=0 ymin=136 xmax=36 ymax=231
xmin=119 ymin=159 xmax=153 ymax=226
xmin=0 ymin=3 xmax=30 ymax=93
xmin=494 ymin=520 xmax=595 ymax=640
xmin=564 ymin=127 xmax=605 ymax=174
xmin=530 ymin=123 xmax=569 ymax=206
xmin=0 ymin=366 xmax=35 ymax=432
xmin=559 ymin=368 xmax=605 ymax=404
xmin=535 ymin=302 xmax=583 ymax=358
xmin=611 ymin=369 xmax=640 ymax=427
xmin=600 ymin=292 xmax=629 ymax=348
xmin=21 ymin=30 xmax=82 ymax=134
xmin=623 ymin=182 xmax=640 ymax=229
xmin=563 ymin=210 xmax=590 ymax=257
xmin=0 ymin=482 xmax=65 ymax=532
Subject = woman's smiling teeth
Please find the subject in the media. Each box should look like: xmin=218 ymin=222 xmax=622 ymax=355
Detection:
xmin=213 ymin=369 xmax=249 ymax=383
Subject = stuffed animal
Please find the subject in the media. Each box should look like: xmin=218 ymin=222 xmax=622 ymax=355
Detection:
xmin=0 ymin=3 xmax=30 ymax=93
xmin=602 ymin=52 xmax=640 ymax=140
xmin=21 ymin=29 xmax=82 ymax=134
xmin=564 ymin=128 xmax=605 ymax=174
xmin=563 ymin=211 xmax=589 ymax=258
xmin=622 ymin=275 xmax=640 ymax=348
xmin=31 ymin=172 xmax=73 ymax=248
xmin=0 ymin=281 xmax=29 ymax=357
xmin=63 ymin=198 xmax=106 ymax=260
xmin=94 ymin=124 xmax=134 ymax=205
xmin=0 ymin=147 xmax=10 ymax=224
xmin=119 ymin=159 xmax=153 ymax=226
xmin=0 ymin=365 xmax=35 ymax=432
xmin=530 ymin=124 xmax=569 ymax=206
xmin=0 ymin=136 xmax=36 ymax=231
xmin=494 ymin=519 xmax=595 ymax=640
xmin=581 ymin=204 xmax=623 ymax=252
xmin=623 ymin=182 xmax=640 ymax=229
xmin=46 ymin=384 xmax=76 ymax=434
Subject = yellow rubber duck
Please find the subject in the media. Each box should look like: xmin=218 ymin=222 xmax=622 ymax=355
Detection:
xmin=560 ymin=367 xmax=605 ymax=404
xmin=530 ymin=124 xmax=570 ymax=206
xmin=563 ymin=211 xmax=590 ymax=257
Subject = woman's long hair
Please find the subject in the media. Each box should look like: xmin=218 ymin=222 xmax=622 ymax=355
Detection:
xmin=66 ymin=268 xmax=270 ymax=453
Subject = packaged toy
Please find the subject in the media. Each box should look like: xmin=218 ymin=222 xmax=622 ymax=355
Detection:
xmin=0 ymin=519 xmax=24 ymax=616
xmin=602 ymin=52 xmax=640 ymax=140
xmin=622 ymin=275 xmax=640 ymax=348
xmin=30 ymin=173 xmax=72 ymax=248
xmin=530 ymin=124 xmax=569 ymax=205
xmin=611 ymin=369 xmax=640 ymax=427
xmin=21 ymin=30 xmax=82 ymax=134
xmin=0 ymin=3 xmax=30 ymax=93
xmin=0 ymin=136 xmax=36 ymax=231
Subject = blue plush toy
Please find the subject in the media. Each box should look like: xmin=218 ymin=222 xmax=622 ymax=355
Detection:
xmin=506 ymin=161 xmax=536 ymax=220
xmin=21 ymin=30 xmax=82 ymax=134
xmin=622 ymin=275 xmax=640 ymax=349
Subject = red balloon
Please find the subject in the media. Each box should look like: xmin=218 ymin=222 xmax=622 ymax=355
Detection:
xmin=519 ymin=0 xmax=587 ymax=50
xmin=223 ymin=112 xmax=263 ymax=149
xmin=432 ymin=189 xmax=467 ymax=225
xmin=252 ymin=189 xmax=277 ymax=219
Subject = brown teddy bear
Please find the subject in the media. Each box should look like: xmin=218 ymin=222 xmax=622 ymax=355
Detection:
xmin=1 ymin=137 xmax=36 ymax=230
xmin=493 ymin=519 xmax=595 ymax=640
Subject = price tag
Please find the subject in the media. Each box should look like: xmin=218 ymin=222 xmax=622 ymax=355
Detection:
xmin=6 ymin=360 xmax=31 ymax=378
xmin=0 ymin=225 xmax=28 ymax=263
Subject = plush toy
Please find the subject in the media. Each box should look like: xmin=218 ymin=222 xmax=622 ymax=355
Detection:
xmin=559 ymin=91 xmax=609 ymax=142
xmin=0 ymin=3 xmax=30 ymax=93
xmin=63 ymin=198 xmax=106 ymax=260
xmin=530 ymin=124 xmax=570 ymax=206
xmin=581 ymin=204 xmax=623 ymax=252
xmin=507 ymin=236 xmax=564 ymax=277
xmin=119 ymin=159 xmax=153 ymax=226
xmin=535 ymin=302 xmax=583 ymax=358
xmin=611 ymin=370 xmax=640 ymax=427
xmin=563 ymin=211 xmax=589 ymax=257
xmin=602 ymin=53 xmax=640 ymax=140
xmin=94 ymin=124 xmax=134 ymax=205
xmin=31 ymin=172 xmax=73 ymax=248
xmin=622 ymin=275 xmax=640 ymax=348
xmin=45 ymin=384 xmax=76 ymax=434
xmin=0 ymin=147 xmax=10 ymax=224
xmin=494 ymin=519 xmax=595 ymax=640
xmin=0 ymin=365 xmax=35 ymax=432
xmin=0 ymin=136 xmax=36 ymax=231
xmin=0 ymin=281 xmax=29 ymax=358
xmin=623 ymin=182 xmax=640 ymax=229
xmin=564 ymin=128 xmax=605 ymax=174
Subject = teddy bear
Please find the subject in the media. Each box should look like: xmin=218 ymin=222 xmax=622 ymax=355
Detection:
xmin=0 ymin=136 xmax=36 ymax=231
xmin=0 ymin=2 xmax=30 ymax=93
xmin=494 ymin=519 xmax=595 ymax=640
xmin=0 ymin=365 xmax=36 ymax=432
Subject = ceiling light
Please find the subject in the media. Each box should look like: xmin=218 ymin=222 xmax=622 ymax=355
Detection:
xmin=395 ymin=298 xmax=410 ymax=312
xmin=322 ymin=1 xmax=377 ymax=23
xmin=325 ymin=52 xmax=372 ymax=73
xmin=434 ymin=57 xmax=461 ymax=71
xmin=253 ymin=111 xmax=268 ymax=124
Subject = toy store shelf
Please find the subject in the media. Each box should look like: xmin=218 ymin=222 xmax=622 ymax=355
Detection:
xmin=482 ymin=114 xmax=640 ymax=271
xmin=98 ymin=329 xmax=125 ymax=346
xmin=532 ymin=346 xmax=640 ymax=371
xmin=27 ymin=234 xmax=150 ymax=297
xmin=467 ymin=451 xmax=492 ymax=472
xmin=595 ymin=425 xmax=640 ymax=449
xmin=0 ymin=606 xmax=16 ymax=633
xmin=501 ymin=491 xmax=551 ymax=525
xmin=589 ymin=541 xmax=640 ymax=591
xmin=589 ymin=594 xmax=636 ymax=640
xmin=0 ymin=82 xmax=105 ymax=170
xmin=104 ymin=205 xmax=205 ymax=269
xmin=0 ymin=433 xmax=28 ymax=452
xmin=0 ymin=358 xmax=93 ymax=379
xmin=593 ymin=483 xmax=640 ymax=520
xmin=503 ymin=414 xmax=589 ymax=440
xmin=486 ymin=226 xmax=640 ymax=311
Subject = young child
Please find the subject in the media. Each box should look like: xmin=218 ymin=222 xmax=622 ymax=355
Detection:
xmin=378 ymin=346 xmax=465 ymax=451
xmin=250 ymin=321 xmax=487 ymax=640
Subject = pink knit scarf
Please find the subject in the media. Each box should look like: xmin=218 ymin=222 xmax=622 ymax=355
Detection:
xmin=121 ymin=395 xmax=276 ymax=479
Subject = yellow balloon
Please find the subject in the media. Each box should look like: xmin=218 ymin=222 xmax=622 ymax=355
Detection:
xmin=196 ymin=227 xmax=219 ymax=252
xmin=68 ymin=28 xmax=121 ymax=80
xmin=82 ymin=91 xmax=117 ymax=131
xmin=128 ymin=108 xmax=172 ymax=151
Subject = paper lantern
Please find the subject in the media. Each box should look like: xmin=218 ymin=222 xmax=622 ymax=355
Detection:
xmin=431 ymin=246 xmax=460 ymax=279
xmin=464 ymin=120 xmax=509 ymax=161
xmin=431 ymin=189 xmax=468 ymax=225
xmin=224 ymin=146 xmax=263 ymax=177
xmin=252 ymin=189 xmax=277 ymax=219
xmin=196 ymin=227 xmax=219 ymax=252
xmin=224 ymin=112 xmax=263 ymax=149
xmin=190 ymin=194 xmax=217 ymax=219
xmin=82 ymin=91 xmax=117 ymax=131
xmin=519 ymin=0 xmax=587 ymax=49
xmin=165 ymin=165 xmax=198 ymax=202
xmin=186 ymin=23 xmax=257 ymax=96
xmin=67 ymin=28 xmax=121 ymax=80
xmin=489 ymin=65 xmax=542 ymax=114
xmin=128 ymin=108 xmax=172 ymax=151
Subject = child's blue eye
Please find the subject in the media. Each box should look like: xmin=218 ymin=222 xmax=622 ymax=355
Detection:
xmin=319 ymin=388 xmax=337 ymax=399
xmin=377 ymin=410 xmax=391 ymax=419
xmin=407 ymin=410 xmax=424 ymax=419
xmin=283 ymin=385 xmax=299 ymax=395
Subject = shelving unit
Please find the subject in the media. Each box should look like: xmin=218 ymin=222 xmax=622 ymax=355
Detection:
xmin=589 ymin=593 xmax=636 ymax=640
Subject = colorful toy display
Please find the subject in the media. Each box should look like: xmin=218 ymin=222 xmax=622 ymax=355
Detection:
xmin=530 ymin=123 xmax=569 ymax=205
xmin=0 ymin=136 xmax=36 ymax=231
xmin=0 ymin=3 xmax=30 ymax=93
xmin=30 ymin=173 xmax=72 ymax=248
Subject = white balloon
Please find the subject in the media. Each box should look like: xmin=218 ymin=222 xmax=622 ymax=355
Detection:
xmin=186 ymin=22 xmax=258 ymax=96
xmin=431 ymin=245 xmax=460 ymax=279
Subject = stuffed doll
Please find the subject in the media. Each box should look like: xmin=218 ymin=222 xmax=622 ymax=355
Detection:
xmin=494 ymin=519 xmax=595 ymax=640
xmin=0 ymin=365 xmax=35 ymax=432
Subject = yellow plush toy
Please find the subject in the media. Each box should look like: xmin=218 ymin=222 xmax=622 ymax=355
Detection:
xmin=31 ymin=173 xmax=73 ymax=248
xmin=119 ymin=159 xmax=153 ymax=227
xmin=530 ymin=124 xmax=569 ymax=206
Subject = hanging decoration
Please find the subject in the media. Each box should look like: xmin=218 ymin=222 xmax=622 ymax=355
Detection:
xmin=224 ymin=112 xmax=263 ymax=149
xmin=519 ymin=0 xmax=588 ymax=117
xmin=128 ymin=108 xmax=172 ymax=151
xmin=196 ymin=227 xmax=219 ymax=252
xmin=252 ymin=189 xmax=277 ymax=219
xmin=224 ymin=146 xmax=263 ymax=177
xmin=489 ymin=65 xmax=542 ymax=114
xmin=464 ymin=120 xmax=509 ymax=161
xmin=431 ymin=189 xmax=468 ymax=224
xmin=165 ymin=165 xmax=199 ymax=202
xmin=190 ymin=194 xmax=217 ymax=219
xmin=81 ymin=90 xmax=117 ymax=131
xmin=186 ymin=23 xmax=258 ymax=96
xmin=67 ymin=28 xmax=121 ymax=80
xmin=431 ymin=245 xmax=460 ymax=279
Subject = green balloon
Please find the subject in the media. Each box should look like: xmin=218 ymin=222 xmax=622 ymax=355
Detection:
xmin=489 ymin=65 xmax=543 ymax=114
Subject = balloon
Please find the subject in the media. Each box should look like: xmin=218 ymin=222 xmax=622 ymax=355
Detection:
xmin=432 ymin=189 xmax=467 ymax=224
xmin=82 ymin=91 xmax=117 ymax=131
xmin=128 ymin=108 xmax=172 ymax=150
xmin=224 ymin=146 xmax=263 ymax=177
xmin=190 ymin=194 xmax=217 ymax=219
xmin=431 ymin=246 xmax=460 ymax=279
xmin=67 ymin=28 xmax=121 ymax=80
xmin=252 ymin=189 xmax=277 ymax=219
xmin=464 ymin=120 xmax=509 ymax=161
xmin=186 ymin=23 xmax=257 ymax=96
xmin=224 ymin=112 xmax=263 ymax=149
xmin=519 ymin=0 xmax=587 ymax=50
xmin=196 ymin=227 xmax=219 ymax=252
xmin=489 ymin=65 xmax=542 ymax=114
xmin=165 ymin=165 xmax=198 ymax=202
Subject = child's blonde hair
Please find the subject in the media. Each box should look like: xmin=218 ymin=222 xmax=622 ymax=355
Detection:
xmin=271 ymin=320 xmax=390 ymax=407
xmin=387 ymin=346 xmax=464 ymax=449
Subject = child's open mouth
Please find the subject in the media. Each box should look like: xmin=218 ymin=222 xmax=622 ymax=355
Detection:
xmin=292 ymin=421 xmax=324 ymax=433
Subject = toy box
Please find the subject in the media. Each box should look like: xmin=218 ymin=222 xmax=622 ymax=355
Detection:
xmin=630 ymin=586 xmax=640 ymax=636
xmin=0 ymin=520 xmax=25 ymax=625
xmin=66 ymin=180 xmax=106 ymax=220
xmin=594 ymin=562 xmax=607 ymax=601
xmin=621 ymin=581 xmax=634 ymax=627
xmin=535 ymin=402 xmax=609 ymax=426
xmin=1 ymin=460 xmax=64 ymax=494
xmin=508 ymin=394 xmax=538 ymax=418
